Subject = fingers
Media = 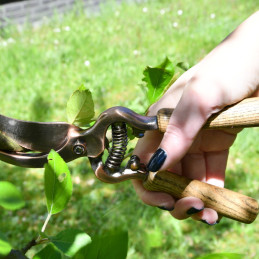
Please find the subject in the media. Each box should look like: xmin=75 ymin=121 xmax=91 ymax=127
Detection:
xmin=132 ymin=179 xmax=219 ymax=225
xmin=182 ymin=153 xmax=206 ymax=181
xmin=170 ymin=197 xmax=204 ymax=220
xmin=205 ymin=150 xmax=228 ymax=187
xmin=133 ymin=130 xmax=177 ymax=210
xmin=191 ymin=208 xmax=219 ymax=225
xmin=132 ymin=179 xmax=175 ymax=210
xmin=132 ymin=71 xmax=234 ymax=225
xmin=134 ymin=149 xmax=229 ymax=224
xmin=168 ymin=197 xmax=218 ymax=224
xmin=189 ymin=150 xmax=229 ymax=224
xmin=133 ymin=130 xmax=162 ymax=162
xmin=147 ymin=79 xmax=226 ymax=172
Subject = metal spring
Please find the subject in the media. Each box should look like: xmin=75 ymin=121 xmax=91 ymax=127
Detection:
xmin=104 ymin=122 xmax=128 ymax=174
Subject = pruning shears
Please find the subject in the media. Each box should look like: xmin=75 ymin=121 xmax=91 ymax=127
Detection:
xmin=0 ymin=97 xmax=259 ymax=224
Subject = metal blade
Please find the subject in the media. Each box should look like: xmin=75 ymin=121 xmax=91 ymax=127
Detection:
xmin=0 ymin=114 xmax=80 ymax=152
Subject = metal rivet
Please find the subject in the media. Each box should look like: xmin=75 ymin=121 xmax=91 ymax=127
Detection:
xmin=128 ymin=155 xmax=140 ymax=171
xmin=73 ymin=145 xmax=85 ymax=155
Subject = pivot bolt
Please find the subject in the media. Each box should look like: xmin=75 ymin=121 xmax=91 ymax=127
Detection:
xmin=73 ymin=144 xmax=86 ymax=155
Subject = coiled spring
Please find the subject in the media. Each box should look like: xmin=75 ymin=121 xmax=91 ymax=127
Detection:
xmin=104 ymin=122 xmax=128 ymax=174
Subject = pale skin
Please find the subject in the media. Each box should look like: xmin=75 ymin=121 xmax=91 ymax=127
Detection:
xmin=132 ymin=11 xmax=259 ymax=225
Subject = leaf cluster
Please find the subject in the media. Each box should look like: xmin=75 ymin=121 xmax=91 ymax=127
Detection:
xmin=33 ymin=150 xmax=128 ymax=259
xmin=142 ymin=57 xmax=175 ymax=105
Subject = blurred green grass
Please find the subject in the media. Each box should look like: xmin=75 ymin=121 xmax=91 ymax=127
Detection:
xmin=0 ymin=0 xmax=258 ymax=258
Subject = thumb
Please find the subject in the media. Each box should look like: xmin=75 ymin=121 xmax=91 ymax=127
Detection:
xmin=147 ymin=82 xmax=224 ymax=172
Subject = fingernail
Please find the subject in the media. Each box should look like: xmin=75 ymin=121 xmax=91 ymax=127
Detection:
xmin=147 ymin=148 xmax=167 ymax=172
xmin=200 ymin=219 xmax=218 ymax=226
xmin=186 ymin=207 xmax=204 ymax=215
xmin=158 ymin=206 xmax=174 ymax=211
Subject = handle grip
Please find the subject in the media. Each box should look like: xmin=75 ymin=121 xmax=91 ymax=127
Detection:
xmin=148 ymin=97 xmax=259 ymax=223
xmin=143 ymin=171 xmax=258 ymax=224
xmin=157 ymin=97 xmax=259 ymax=132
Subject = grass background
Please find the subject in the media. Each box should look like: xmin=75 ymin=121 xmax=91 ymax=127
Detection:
xmin=0 ymin=0 xmax=258 ymax=258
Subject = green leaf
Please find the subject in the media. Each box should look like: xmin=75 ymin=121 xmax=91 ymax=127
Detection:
xmin=73 ymin=230 xmax=128 ymax=259
xmin=142 ymin=57 xmax=175 ymax=104
xmin=49 ymin=229 xmax=91 ymax=257
xmin=0 ymin=181 xmax=25 ymax=210
xmin=176 ymin=61 xmax=190 ymax=71
xmin=196 ymin=253 xmax=245 ymax=259
xmin=0 ymin=231 xmax=12 ymax=257
xmin=44 ymin=150 xmax=73 ymax=215
xmin=33 ymin=244 xmax=62 ymax=259
xmin=158 ymin=57 xmax=175 ymax=71
xmin=67 ymin=85 xmax=95 ymax=127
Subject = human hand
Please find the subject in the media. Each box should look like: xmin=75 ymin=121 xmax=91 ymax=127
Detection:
xmin=132 ymin=11 xmax=259 ymax=225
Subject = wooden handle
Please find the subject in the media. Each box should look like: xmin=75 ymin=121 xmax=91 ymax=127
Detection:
xmin=157 ymin=97 xmax=259 ymax=132
xmin=143 ymin=171 xmax=258 ymax=224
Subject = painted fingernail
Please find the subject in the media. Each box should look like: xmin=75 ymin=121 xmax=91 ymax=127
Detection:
xmin=200 ymin=219 xmax=218 ymax=226
xmin=147 ymin=148 xmax=167 ymax=172
xmin=186 ymin=207 xmax=204 ymax=215
xmin=158 ymin=206 xmax=174 ymax=211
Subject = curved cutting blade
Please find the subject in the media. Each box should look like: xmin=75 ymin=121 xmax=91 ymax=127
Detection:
xmin=0 ymin=114 xmax=80 ymax=152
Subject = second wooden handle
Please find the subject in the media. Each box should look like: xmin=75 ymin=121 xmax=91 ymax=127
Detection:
xmin=143 ymin=171 xmax=258 ymax=224
xmin=157 ymin=97 xmax=259 ymax=132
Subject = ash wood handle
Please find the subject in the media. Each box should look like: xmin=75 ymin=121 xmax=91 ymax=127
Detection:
xmin=157 ymin=97 xmax=259 ymax=132
xmin=143 ymin=171 xmax=258 ymax=224
xmin=153 ymin=97 xmax=259 ymax=223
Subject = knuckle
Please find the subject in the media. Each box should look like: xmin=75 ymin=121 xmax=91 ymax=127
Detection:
xmin=164 ymin=123 xmax=195 ymax=147
xmin=186 ymin=75 xmax=226 ymax=115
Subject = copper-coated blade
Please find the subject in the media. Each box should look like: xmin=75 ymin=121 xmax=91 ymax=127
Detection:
xmin=0 ymin=114 xmax=80 ymax=152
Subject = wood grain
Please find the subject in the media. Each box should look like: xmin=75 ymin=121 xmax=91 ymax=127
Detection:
xmin=157 ymin=97 xmax=259 ymax=132
xmin=143 ymin=170 xmax=258 ymax=224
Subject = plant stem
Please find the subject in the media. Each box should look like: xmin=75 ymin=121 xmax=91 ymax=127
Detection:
xmin=21 ymin=238 xmax=37 ymax=254
xmin=41 ymin=213 xmax=51 ymax=233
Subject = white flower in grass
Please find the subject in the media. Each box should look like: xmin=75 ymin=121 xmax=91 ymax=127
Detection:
xmin=7 ymin=38 xmax=15 ymax=44
xmin=1 ymin=41 xmax=7 ymax=47
xmin=160 ymin=9 xmax=165 ymax=15
xmin=74 ymin=176 xmax=81 ymax=184
xmin=86 ymin=178 xmax=95 ymax=186
xmin=235 ymin=158 xmax=242 ymax=165
xmin=177 ymin=9 xmax=183 ymax=16
xmin=142 ymin=7 xmax=148 ymax=13
xmin=133 ymin=49 xmax=141 ymax=56
xmin=84 ymin=60 xmax=90 ymax=67
xmin=210 ymin=13 xmax=216 ymax=19
xmin=64 ymin=26 xmax=70 ymax=31
xmin=115 ymin=11 xmax=120 ymax=16
xmin=173 ymin=22 xmax=178 ymax=28
xmin=54 ymin=39 xmax=59 ymax=45
xmin=53 ymin=27 xmax=61 ymax=33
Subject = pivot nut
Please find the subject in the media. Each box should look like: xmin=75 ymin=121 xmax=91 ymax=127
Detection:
xmin=73 ymin=144 xmax=86 ymax=155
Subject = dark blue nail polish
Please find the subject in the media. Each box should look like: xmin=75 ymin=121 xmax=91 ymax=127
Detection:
xmin=158 ymin=206 xmax=174 ymax=211
xmin=186 ymin=207 xmax=204 ymax=215
xmin=138 ymin=133 xmax=144 ymax=138
xmin=147 ymin=148 xmax=167 ymax=172
xmin=200 ymin=219 xmax=218 ymax=226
